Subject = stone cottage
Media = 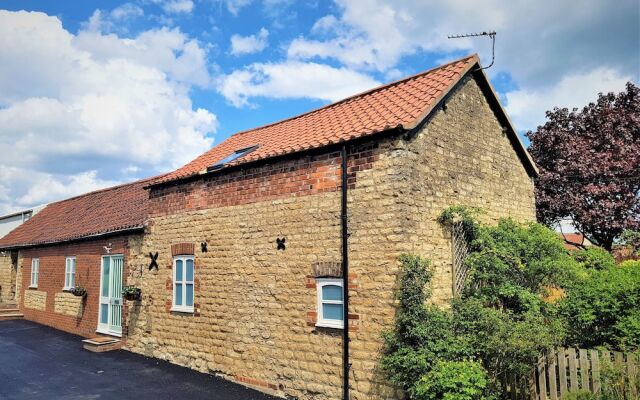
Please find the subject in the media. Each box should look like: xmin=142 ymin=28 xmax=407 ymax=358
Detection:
xmin=0 ymin=54 xmax=537 ymax=399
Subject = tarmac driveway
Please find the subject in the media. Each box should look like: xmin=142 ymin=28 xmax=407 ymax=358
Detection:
xmin=0 ymin=319 xmax=279 ymax=400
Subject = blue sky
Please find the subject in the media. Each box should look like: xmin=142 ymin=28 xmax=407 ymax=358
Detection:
xmin=0 ymin=0 xmax=638 ymax=213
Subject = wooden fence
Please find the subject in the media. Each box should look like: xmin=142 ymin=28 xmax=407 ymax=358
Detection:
xmin=504 ymin=347 xmax=639 ymax=399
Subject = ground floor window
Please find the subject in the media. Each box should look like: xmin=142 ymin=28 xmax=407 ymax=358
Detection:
xmin=316 ymin=278 xmax=344 ymax=329
xmin=30 ymin=258 xmax=39 ymax=287
xmin=172 ymin=255 xmax=194 ymax=312
xmin=64 ymin=256 xmax=76 ymax=290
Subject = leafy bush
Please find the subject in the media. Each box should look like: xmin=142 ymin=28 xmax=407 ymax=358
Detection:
xmin=572 ymin=247 xmax=617 ymax=270
xmin=561 ymin=391 xmax=598 ymax=400
xmin=413 ymin=360 xmax=491 ymax=400
xmin=381 ymin=255 xmax=473 ymax=395
xmin=620 ymin=230 xmax=640 ymax=256
xmin=559 ymin=262 xmax=640 ymax=350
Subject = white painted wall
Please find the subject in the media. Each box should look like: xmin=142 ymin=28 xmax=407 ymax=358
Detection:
xmin=0 ymin=204 xmax=46 ymax=239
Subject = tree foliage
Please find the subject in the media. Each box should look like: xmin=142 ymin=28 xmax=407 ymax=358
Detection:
xmin=559 ymin=260 xmax=640 ymax=351
xmin=526 ymin=83 xmax=640 ymax=250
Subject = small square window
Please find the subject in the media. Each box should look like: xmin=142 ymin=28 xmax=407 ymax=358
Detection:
xmin=172 ymin=255 xmax=195 ymax=313
xmin=316 ymin=278 xmax=344 ymax=329
xmin=30 ymin=258 xmax=39 ymax=288
xmin=64 ymin=256 xmax=76 ymax=290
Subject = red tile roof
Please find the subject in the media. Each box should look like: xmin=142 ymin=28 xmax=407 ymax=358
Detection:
xmin=155 ymin=54 xmax=486 ymax=185
xmin=0 ymin=176 xmax=158 ymax=249
xmin=561 ymin=232 xmax=592 ymax=250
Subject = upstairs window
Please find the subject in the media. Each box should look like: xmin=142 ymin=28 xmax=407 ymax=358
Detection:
xmin=316 ymin=278 xmax=344 ymax=329
xmin=64 ymin=256 xmax=76 ymax=290
xmin=172 ymin=256 xmax=195 ymax=313
xmin=30 ymin=258 xmax=39 ymax=288
xmin=207 ymin=145 xmax=259 ymax=171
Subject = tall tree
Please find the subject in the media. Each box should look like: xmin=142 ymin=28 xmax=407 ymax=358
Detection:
xmin=527 ymin=83 xmax=640 ymax=250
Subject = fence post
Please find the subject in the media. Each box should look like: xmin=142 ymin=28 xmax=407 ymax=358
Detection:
xmin=579 ymin=349 xmax=590 ymax=390
xmin=538 ymin=355 xmax=548 ymax=400
xmin=548 ymin=350 xmax=558 ymax=400
xmin=591 ymin=349 xmax=601 ymax=394
xmin=568 ymin=348 xmax=578 ymax=392
xmin=558 ymin=347 xmax=568 ymax=398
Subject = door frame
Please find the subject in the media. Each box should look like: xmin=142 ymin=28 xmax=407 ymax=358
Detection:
xmin=97 ymin=254 xmax=124 ymax=337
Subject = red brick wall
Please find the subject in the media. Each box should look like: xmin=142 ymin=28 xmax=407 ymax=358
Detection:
xmin=19 ymin=234 xmax=138 ymax=338
xmin=149 ymin=143 xmax=379 ymax=217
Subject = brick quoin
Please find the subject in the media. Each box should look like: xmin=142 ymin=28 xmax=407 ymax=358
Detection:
xmin=18 ymin=235 xmax=138 ymax=338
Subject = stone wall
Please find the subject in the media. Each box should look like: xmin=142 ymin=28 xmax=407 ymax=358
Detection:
xmin=23 ymin=290 xmax=46 ymax=310
xmin=18 ymin=234 xmax=141 ymax=338
xmin=54 ymin=292 xmax=84 ymax=317
xmin=0 ymin=253 xmax=15 ymax=303
xmin=126 ymin=73 xmax=536 ymax=399
xmin=403 ymin=75 xmax=536 ymax=303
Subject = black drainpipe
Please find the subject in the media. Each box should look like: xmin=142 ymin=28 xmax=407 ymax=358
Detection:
xmin=341 ymin=144 xmax=350 ymax=400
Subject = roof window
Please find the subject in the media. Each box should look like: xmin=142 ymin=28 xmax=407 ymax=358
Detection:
xmin=207 ymin=145 xmax=259 ymax=172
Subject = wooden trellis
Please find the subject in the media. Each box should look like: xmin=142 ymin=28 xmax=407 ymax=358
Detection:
xmin=451 ymin=221 xmax=471 ymax=296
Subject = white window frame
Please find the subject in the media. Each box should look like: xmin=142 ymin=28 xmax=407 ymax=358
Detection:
xmin=316 ymin=278 xmax=344 ymax=329
xmin=30 ymin=258 xmax=39 ymax=288
xmin=172 ymin=255 xmax=195 ymax=313
xmin=64 ymin=256 xmax=76 ymax=290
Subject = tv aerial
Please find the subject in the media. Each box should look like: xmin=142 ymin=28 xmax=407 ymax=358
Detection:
xmin=447 ymin=31 xmax=496 ymax=70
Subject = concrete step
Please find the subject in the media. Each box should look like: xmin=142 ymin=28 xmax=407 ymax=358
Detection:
xmin=0 ymin=303 xmax=18 ymax=310
xmin=0 ymin=313 xmax=24 ymax=321
xmin=82 ymin=337 xmax=122 ymax=353
xmin=0 ymin=308 xmax=20 ymax=314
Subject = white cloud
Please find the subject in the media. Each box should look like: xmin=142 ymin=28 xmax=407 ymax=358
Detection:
xmin=286 ymin=0 xmax=638 ymax=135
xmin=161 ymin=0 xmax=194 ymax=14
xmin=225 ymin=0 xmax=253 ymax=15
xmin=505 ymin=67 xmax=631 ymax=132
xmin=18 ymin=171 xmax=120 ymax=206
xmin=0 ymin=10 xmax=216 ymax=213
xmin=110 ymin=3 xmax=144 ymax=20
xmin=230 ymin=28 xmax=269 ymax=55
xmin=218 ymin=61 xmax=380 ymax=107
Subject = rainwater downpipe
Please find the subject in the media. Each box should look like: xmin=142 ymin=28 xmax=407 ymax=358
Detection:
xmin=340 ymin=144 xmax=350 ymax=400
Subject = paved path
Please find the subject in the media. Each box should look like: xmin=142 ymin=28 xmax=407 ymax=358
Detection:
xmin=0 ymin=319 xmax=278 ymax=400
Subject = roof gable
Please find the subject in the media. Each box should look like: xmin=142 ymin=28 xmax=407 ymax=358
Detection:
xmin=154 ymin=54 xmax=486 ymax=185
xmin=0 ymin=176 xmax=157 ymax=249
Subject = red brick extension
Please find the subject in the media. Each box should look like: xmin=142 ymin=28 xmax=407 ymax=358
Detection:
xmin=19 ymin=235 xmax=135 ymax=339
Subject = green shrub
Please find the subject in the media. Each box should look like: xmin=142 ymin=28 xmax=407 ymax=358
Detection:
xmin=413 ymin=360 xmax=491 ymax=400
xmin=572 ymin=247 xmax=616 ymax=270
xmin=561 ymin=391 xmax=598 ymax=400
xmin=559 ymin=262 xmax=640 ymax=350
xmin=381 ymin=255 xmax=473 ymax=395
xmin=620 ymin=230 xmax=640 ymax=256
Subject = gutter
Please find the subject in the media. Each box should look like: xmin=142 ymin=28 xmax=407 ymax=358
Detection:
xmin=0 ymin=226 xmax=144 ymax=251
xmin=341 ymin=144 xmax=351 ymax=400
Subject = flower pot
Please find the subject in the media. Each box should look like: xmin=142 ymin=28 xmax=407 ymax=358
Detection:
xmin=123 ymin=288 xmax=141 ymax=301
xmin=71 ymin=288 xmax=87 ymax=298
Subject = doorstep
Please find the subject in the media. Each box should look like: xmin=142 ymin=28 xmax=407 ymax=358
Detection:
xmin=82 ymin=336 xmax=123 ymax=353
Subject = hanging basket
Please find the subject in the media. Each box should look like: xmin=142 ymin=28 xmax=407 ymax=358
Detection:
xmin=122 ymin=286 xmax=141 ymax=301
xmin=71 ymin=286 xmax=87 ymax=298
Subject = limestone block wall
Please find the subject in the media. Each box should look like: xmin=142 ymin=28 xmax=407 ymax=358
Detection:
xmin=54 ymin=292 xmax=83 ymax=317
xmin=24 ymin=290 xmax=46 ymax=310
xmin=401 ymin=75 xmax=537 ymax=303
xmin=127 ymin=141 xmax=413 ymax=400
xmin=0 ymin=253 xmax=14 ymax=303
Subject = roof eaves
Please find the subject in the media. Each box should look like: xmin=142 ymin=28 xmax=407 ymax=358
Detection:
xmin=0 ymin=225 xmax=144 ymax=251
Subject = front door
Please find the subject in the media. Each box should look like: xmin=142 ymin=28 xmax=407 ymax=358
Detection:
xmin=98 ymin=255 xmax=124 ymax=336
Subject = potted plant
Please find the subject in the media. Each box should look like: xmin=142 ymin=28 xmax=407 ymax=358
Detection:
xmin=71 ymin=285 xmax=87 ymax=298
xmin=122 ymin=285 xmax=141 ymax=301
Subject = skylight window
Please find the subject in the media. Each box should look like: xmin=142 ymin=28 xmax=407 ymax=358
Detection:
xmin=207 ymin=145 xmax=259 ymax=172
